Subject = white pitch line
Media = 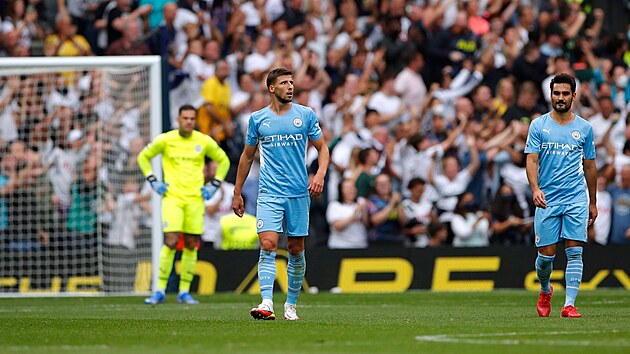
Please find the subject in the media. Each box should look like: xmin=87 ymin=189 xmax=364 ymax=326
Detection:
xmin=416 ymin=330 xmax=630 ymax=347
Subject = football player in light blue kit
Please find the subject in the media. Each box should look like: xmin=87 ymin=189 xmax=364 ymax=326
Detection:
xmin=525 ymin=73 xmax=597 ymax=318
xmin=232 ymin=67 xmax=330 ymax=321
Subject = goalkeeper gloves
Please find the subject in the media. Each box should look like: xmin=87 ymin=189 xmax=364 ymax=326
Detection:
xmin=201 ymin=178 xmax=221 ymax=200
xmin=147 ymin=175 xmax=168 ymax=196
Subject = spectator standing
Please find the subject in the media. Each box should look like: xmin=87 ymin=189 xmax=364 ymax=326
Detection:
xmin=202 ymin=160 xmax=235 ymax=249
xmin=2 ymin=0 xmax=42 ymax=52
xmin=401 ymin=178 xmax=434 ymax=248
xmin=105 ymin=17 xmax=150 ymax=55
xmin=451 ymin=192 xmax=492 ymax=247
xmin=393 ymin=51 xmax=427 ymax=117
xmin=198 ymin=59 xmax=233 ymax=146
xmin=591 ymin=174 xmax=612 ymax=246
xmin=607 ymin=164 xmax=630 ymax=245
xmin=44 ymin=12 xmax=92 ymax=57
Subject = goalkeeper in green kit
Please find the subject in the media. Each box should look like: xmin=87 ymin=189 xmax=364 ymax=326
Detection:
xmin=138 ymin=105 xmax=230 ymax=304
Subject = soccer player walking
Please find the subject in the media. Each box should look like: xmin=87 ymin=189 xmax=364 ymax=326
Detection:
xmin=232 ymin=67 xmax=330 ymax=320
xmin=139 ymin=104 xmax=230 ymax=304
xmin=525 ymin=73 xmax=597 ymax=318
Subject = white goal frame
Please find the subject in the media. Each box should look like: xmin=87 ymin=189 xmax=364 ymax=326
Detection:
xmin=0 ymin=56 xmax=163 ymax=296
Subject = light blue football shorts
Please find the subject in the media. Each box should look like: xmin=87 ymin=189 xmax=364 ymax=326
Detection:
xmin=256 ymin=195 xmax=310 ymax=237
xmin=533 ymin=203 xmax=588 ymax=247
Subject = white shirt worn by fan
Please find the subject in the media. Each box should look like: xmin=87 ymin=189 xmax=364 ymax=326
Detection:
xmin=244 ymin=51 xmax=275 ymax=74
xmin=43 ymin=146 xmax=89 ymax=206
xmin=202 ymin=182 xmax=235 ymax=246
xmin=326 ymin=201 xmax=368 ymax=249
xmin=106 ymin=192 xmax=142 ymax=249
xmin=593 ymin=188 xmax=612 ymax=246
xmin=0 ymin=88 xmax=18 ymax=142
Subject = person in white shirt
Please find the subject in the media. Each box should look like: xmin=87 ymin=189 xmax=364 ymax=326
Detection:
xmin=591 ymin=174 xmax=612 ymax=245
xmin=0 ymin=76 xmax=19 ymax=143
xmin=326 ymin=178 xmax=368 ymax=249
xmin=401 ymin=178 xmax=435 ymax=247
xmin=244 ymin=35 xmax=275 ymax=80
xmin=427 ymin=134 xmax=479 ymax=223
xmin=202 ymin=160 xmax=235 ymax=249
xmin=394 ymin=51 xmax=427 ymax=117
xmin=43 ymin=129 xmax=89 ymax=211
xmin=367 ymin=74 xmax=407 ymax=129
xmin=401 ymin=115 xmax=467 ymax=198
xmin=451 ymin=191 xmax=492 ymax=247
xmin=588 ymin=95 xmax=622 ymax=170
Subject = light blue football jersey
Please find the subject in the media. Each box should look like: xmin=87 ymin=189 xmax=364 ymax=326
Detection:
xmin=246 ymin=103 xmax=323 ymax=197
xmin=524 ymin=113 xmax=596 ymax=206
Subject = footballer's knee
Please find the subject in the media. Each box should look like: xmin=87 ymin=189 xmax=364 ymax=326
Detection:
xmin=164 ymin=233 xmax=179 ymax=249
xmin=259 ymin=238 xmax=277 ymax=251
xmin=287 ymin=238 xmax=305 ymax=255
xmin=259 ymin=231 xmax=278 ymax=251
xmin=182 ymin=234 xmax=199 ymax=250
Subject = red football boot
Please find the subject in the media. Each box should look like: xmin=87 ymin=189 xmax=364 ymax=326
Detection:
xmin=537 ymin=285 xmax=553 ymax=317
xmin=561 ymin=305 xmax=582 ymax=318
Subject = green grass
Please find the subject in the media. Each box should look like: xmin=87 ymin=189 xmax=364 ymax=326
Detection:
xmin=1 ymin=290 xmax=629 ymax=353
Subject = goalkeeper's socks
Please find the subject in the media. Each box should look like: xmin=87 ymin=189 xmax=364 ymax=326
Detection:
xmin=258 ymin=250 xmax=277 ymax=302
xmin=158 ymin=245 xmax=176 ymax=290
xmin=535 ymin=252 xmax=555 ymax=294
xmin=179 ymin=248 xmax=198 ymax=293
xmin=286 ymin=251 xmax=306 ymax=305
xmin=564 ymin=246 xmax=583 ymax=307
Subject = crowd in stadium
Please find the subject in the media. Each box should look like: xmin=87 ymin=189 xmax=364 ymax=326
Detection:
xmin=0 ymin=0 xmax=629 ymax=251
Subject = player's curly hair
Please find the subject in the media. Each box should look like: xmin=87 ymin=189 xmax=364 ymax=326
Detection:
xmin=550 ymin=73 xmax=576 ymax=94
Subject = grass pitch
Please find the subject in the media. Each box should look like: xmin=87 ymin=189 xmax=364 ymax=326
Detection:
xmin=1 ymin=289 xmax=629 ymax=354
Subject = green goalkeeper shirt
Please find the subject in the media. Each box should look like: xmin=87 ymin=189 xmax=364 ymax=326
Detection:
xmin=138 ymin=130 xmax=229 ymax=199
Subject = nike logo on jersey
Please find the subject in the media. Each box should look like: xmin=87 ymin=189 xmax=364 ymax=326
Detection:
xmin=543 ymin=129 xmax=551 ymax=134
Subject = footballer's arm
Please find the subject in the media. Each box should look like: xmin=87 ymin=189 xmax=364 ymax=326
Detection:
xmin=308 ymin=136 xmax=329 ymax=198
xmin=526 ymin=153 xmax=546 ymax=209
xmin=232 ymin=143 xmax=258 ymax=217
xmin=583 ymin=158 xmax=598 ymax=225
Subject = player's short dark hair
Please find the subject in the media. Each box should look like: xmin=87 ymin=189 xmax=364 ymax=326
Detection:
xmin=266 ymin=67 xmax=292 ymax=89
xmin=179 ymin=104 xmax=196 ymax=115
xmin=550 ymin=73 xmax=576 ymax=94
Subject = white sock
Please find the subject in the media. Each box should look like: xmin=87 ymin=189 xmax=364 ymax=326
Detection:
xmin=262 ymin=299 xmax=273 ymax=308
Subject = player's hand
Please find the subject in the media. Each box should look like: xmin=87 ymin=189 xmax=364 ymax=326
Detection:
xmin=532 ymin=189 xmax=546 ymax=209
xmin=147 ymin=175 xmax=168 ymax=196
xmin=308 ymin=173 xmax=325 ymax=198
xmin=201 ymin=179 xmax=221 ymax=200
xmin=232 ymin=194 xmax=245 ymax=217
xmin=588 ymin=203 xmax=598 ymax=226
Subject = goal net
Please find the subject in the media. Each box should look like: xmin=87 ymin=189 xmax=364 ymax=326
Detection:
xmin=0 ymin=56 xmax=162 ymax=295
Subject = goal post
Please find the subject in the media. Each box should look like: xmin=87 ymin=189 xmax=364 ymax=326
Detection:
xmin=0 ymin=56 xmax=163 ymax=296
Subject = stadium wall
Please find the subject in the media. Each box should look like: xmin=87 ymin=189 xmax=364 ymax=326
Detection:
xmin=1 ymin=245 xmax=628 ymax=294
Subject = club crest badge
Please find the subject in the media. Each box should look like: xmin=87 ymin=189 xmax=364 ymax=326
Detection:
xmin=257 ymin=219 xmax=264 ymax=229
xmin=293 ymin=118 xmax=303 ymax=127
xmin=195 ymin=145 xmax=202 ymax=153
xmin=571 ymin=130 xmax=581 ymax=140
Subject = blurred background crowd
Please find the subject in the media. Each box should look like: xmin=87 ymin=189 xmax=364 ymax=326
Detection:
xmin=0 ymin=0 xmax=629 ymax=253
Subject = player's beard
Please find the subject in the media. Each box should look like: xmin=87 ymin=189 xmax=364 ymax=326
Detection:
xmin=276 ymin=91 xmax=293 ymax=104
xmin=552 ymin=97 xmax=573 ymax=113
